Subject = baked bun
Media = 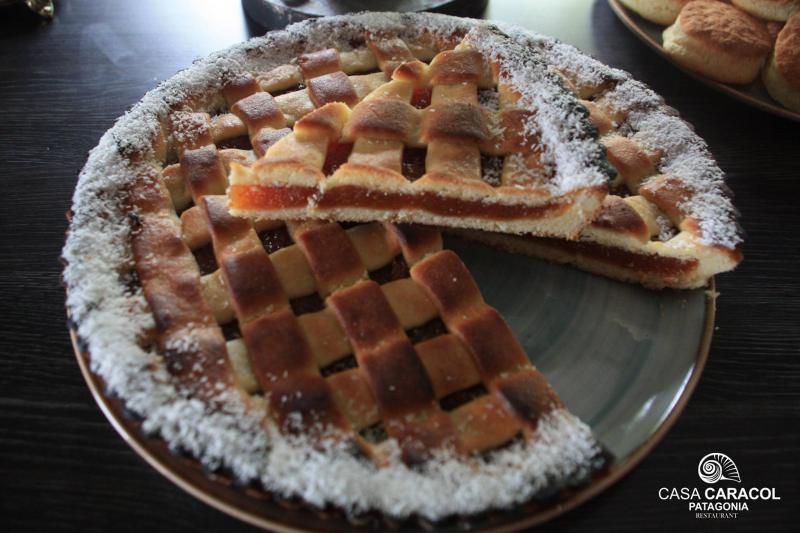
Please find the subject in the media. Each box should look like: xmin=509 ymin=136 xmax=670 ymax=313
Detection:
xmin=619 ymin=0 xmax=689 ymax=25
xmin=763 ymin=13 xmax=800 ymax=110
xmin=731 ymin=0 xmax=800 ymax=22
xmin=663 ymin=0 xmax=772 ymax=84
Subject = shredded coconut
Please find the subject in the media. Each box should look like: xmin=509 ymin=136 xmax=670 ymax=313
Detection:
xmin=465 ymin=25 xmax=611 ymax=193
xmin=508 ymin=32 xmax=742 ymax=249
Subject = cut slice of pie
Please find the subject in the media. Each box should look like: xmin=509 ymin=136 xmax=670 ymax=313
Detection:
xmin=226 ymin=27 xmax=611 ymax=237
xmin=457 ymin=29 xmax=743 ymax=289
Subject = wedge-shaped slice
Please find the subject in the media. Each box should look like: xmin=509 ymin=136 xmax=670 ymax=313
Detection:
xmin=228 ymin=34 xmax=611 ymax=238
xmin=460 ymin=31 xmax=743 ymax=288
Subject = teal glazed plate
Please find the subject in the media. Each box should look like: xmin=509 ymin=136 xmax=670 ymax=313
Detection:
xmin=448 ymin=238 xmax=714 ymax=463
xmin=71 ymin=237 xmax=716 ymax=532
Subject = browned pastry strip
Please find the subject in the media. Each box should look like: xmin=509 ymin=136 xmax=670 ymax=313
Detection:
xmin=291 ymin=221 xmax=368 ymax=296
xmin=199 ymin=195 xmax=353 ymax=435
xmin=298 ymin=48 xmax=343 ymax=79
xmin=366 ymin=35 xmax=416 ymax=77
xmin=328 ymin=280 xmax=458 ymax=463
xmin=307 ymin=72 xmax=359 ymax=108
xmin=222 ymin=71 xmax=261 ymax=104
xmin=411 ymin=251 xmax=562 ymax=432
xmin=384 ymin=223 xmax=442 ymax=265
xmin=232 ymin=92 xmax=286 ymax=135
xmin=181 ymin=144 xmax=228 ymax=202
xmin=127 ymin=174 xmax=239 ymax=399
xmin=201 ymin=195 xmax=287 ymax=321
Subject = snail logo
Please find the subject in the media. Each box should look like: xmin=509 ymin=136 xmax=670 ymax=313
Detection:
xmin=698 ymin=453 xmax=741 ymax=484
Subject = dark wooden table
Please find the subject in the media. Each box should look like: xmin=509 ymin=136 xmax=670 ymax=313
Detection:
xmin=1 ymin=1 xmax=797 ymax=531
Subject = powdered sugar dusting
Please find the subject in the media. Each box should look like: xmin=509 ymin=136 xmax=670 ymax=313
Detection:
xmin=63 ymin=12 xmax=613 ymax=521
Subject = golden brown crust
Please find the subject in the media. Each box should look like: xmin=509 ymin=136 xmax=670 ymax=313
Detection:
xmin=591 ymin=196 xmax=650 ymax=241
xmin=775 ymin=13 xmax=800 ymax=87
xmin=679 ymin=0 xmax=772 ymax=58
xmin=603 ymin=135 xmax=661 ymax=190
xmin=297 ymin=48 xmax=341 ymax=78
xmin=732 ymin=0 xmax=800 ymax=22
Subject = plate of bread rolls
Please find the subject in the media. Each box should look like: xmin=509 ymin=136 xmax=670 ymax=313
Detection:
xmin=609 ymin=0 xmax=800 ymax=121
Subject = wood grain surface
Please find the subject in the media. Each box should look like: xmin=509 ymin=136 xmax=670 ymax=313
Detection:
xmin=0 ymin=1 xmax=797 ymax=531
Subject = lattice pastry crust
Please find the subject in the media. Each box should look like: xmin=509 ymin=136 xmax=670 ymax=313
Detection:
xmin=132 ymin=148 xmax=571 ymax=463
xmin=63 ymin=13 xmax=606 ymax=522
xmin=459 ymin=26 xmax=743 ymax=289
xmin=225 ymin=26 xmax=612 ymax=237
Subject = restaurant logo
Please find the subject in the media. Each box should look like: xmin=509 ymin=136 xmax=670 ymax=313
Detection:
xmin=658 ymin=453 xmax=780 ymax=520
xmin=698 ymin=453 xmax=741 ymax=484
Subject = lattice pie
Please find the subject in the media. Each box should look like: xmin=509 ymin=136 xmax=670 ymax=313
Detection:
xmin=62 ymin=12 xmax=740 ymax=524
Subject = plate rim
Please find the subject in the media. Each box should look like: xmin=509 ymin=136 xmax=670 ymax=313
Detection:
xmin=67 ymin=279 xmax=717 ymax=532
xmin=606 ymin=0 xmax=800 ymax=123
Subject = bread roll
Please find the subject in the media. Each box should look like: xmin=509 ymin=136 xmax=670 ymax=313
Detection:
xmin=732 ymin=0 xmax=800 ymax=22
xmin=663 ymin=1 xmax=772 ymax=84
xmin=763 ymin=13 xmax=800 ymax=110
xmin=619 ymin=0 xmax=690 ymax=25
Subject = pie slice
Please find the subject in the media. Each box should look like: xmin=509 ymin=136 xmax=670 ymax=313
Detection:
xmin=458 ymin=28 xmax=742 ymax=289
xmin=63 ymin=14 xmax=606 ymax=523
xmin=226 ymin=27 xmax=611 ymax=237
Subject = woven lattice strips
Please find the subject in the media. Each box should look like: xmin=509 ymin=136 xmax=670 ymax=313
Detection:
xmin=228 ymin=32 xmax=609 ymax=237
xmin=129 ymin=81 xmax=575 ymax=463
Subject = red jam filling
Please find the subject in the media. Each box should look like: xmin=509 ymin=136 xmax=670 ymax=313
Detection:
xmin=230 ymin=184 xmax=571 ymax=220
xmin=528 ymin=235 xmax=698 ymax=276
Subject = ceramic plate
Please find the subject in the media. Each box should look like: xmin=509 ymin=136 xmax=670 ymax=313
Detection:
xmin=607 ymin=0 xmax=800 ymax=123
xmin=71 ymin=236 xmax=715 ymax=531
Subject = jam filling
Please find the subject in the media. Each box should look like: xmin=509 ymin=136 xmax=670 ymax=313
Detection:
xmin=221 ymin=320 xmax=242 ymax=341
xmin=258 ymin=225 xmax=293 ymax=254
xmin=320 ymin=355 xmax=358 ymax=377
xmin=406 ymin=317 xmax=448 ymax=344
xmin=230 ymin=184 xmax=315 ymax=209
xmin=401 ymin=147 xmax=427 ymax=181
xmin=322 ymin=142 xmax=354 ymax=176
xmin=439 ymin=384 xmax=489 ymax=412
xmin=528 ymin=235 xmax=699 ymax=276
xmin=230 ymin=184 xmax=571 ymax=220
xmin=290 ymin=292 xmax=326 ymax=315
xmin=216 ymin=135 xmax=252 ymax=151
xmin=368 ymin=255 xmax=410 ymax=285
xmin=192 ymin=243 xmax=218 ymax=275
xmin=410 ymin=87 xmax=432 ymax=109
xmin=359 ymin=422 xmax=388 ymax=444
